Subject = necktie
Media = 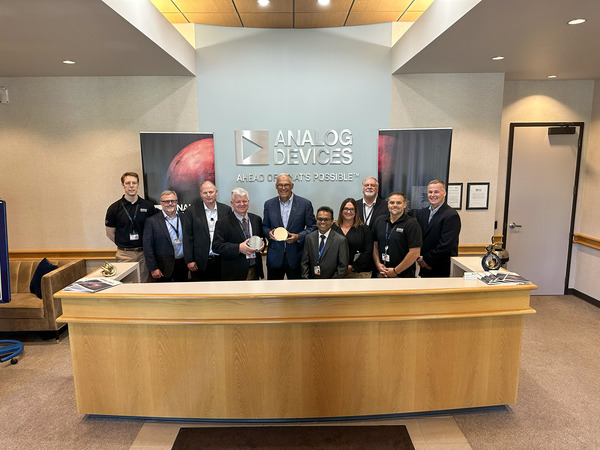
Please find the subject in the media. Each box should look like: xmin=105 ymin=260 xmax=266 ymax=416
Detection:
xmin=319 ymin=234 xmax=326 ymax=254
xmin=428 ymin=209 xmax=435 ymax=224
xmin=241 ymin=217 xmax=249 ymax=238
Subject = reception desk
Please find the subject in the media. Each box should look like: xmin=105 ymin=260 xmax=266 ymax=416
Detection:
xmin=56 ymin=278 xmax=536 ymax=420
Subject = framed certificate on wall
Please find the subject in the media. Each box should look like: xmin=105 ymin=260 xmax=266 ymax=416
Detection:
xmin=466 ymin=182 xmax=490 ymax=210
xmin=446 ymin=183 xmax=463 ymax=209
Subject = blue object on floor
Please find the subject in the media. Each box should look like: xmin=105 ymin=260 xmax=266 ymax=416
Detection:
xmin=0 ymin=340 xmax=23 ymax=363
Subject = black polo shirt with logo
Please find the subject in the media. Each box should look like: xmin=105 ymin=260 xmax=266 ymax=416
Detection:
xmin=105 ymin=196 xmax=157 ymax=248
xmin=372 ymin=213 xmax=422 ymax=278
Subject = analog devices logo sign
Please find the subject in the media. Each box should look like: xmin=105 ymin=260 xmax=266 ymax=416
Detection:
xmin=235 ymin=130 xmax=269 ymax=165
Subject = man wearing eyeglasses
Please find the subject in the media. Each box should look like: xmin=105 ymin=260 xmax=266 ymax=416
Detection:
xmin=263 ymin=173 xmax=317 ymax=279
xmin=143 ymin=190 xmax=188 ymax=282
xmin=301 ymin=206 xmax=348 ymax=279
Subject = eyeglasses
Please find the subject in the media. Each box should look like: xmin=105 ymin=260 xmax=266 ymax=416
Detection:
xmin=160 ymin=200 xmax=177 ymax=204
xmin=343 ymin=207 xmax=355 ymax=212
xmin=316 ymin=217 xmax=332 ymax=222
xmin=276 ymin=183 xmax=292 ymax=189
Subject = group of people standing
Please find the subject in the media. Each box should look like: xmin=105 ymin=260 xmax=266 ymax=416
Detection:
xmin=105 ymin=172 xmax=461 ymax=282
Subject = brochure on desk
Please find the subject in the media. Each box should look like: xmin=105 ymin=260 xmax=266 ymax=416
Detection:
xmin=63 ymin=277 xmax=122 ymax=293
xmin=464 ymin=271 xmax=532 ymax=286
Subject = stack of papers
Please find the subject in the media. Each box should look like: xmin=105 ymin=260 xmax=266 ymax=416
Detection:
xmin=464 ymin=271 xmax=532 ymax=285
xmin=63 ymin=277 xmax=122 ymax=293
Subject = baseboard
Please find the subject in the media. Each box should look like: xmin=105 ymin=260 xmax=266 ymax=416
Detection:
xmin=567 ymin=289 xmax=600 ymax=308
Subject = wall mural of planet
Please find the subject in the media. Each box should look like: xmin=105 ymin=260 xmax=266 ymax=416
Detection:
xmin=166 ymin=138 xmax=216 ymax=195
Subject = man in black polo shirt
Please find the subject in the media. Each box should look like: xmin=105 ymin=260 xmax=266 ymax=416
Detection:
xmin=105 ymin=172 xmax=157 ymax=282
xmin=372 ymin=191 xmax=422 ymax=278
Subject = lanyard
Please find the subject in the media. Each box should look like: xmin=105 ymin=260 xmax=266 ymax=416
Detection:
xmin=384 ymin=221 xmax=399 ymax=251
xmin=364 ymin=203 xmax=373 ymax=224
xmin=165 ymin=215 xmax=180 ymax=239
xmin=121 ymin=203 xmax=139 ymax=230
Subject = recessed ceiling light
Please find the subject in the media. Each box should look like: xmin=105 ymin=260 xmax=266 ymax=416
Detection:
xmin=62 ymin=60 xmax=76 ymax=65
xmin=492 ymin=56 xmax=504 ymax=61
xmin=257 ymin=0 xmax=269 ymax=6
xmin=317 ymin=0 xmax=330 ymax=5
xmin=568 ymin=18 xmax=586 ymax=25
xmin=547 ymin=75 xmax=558 ymax=79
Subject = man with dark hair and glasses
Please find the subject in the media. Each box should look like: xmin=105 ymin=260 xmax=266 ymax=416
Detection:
xmin=301 ymin=206 xmax=348 ymax=279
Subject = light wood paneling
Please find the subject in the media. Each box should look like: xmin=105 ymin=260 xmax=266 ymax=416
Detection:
xmin=60 ymin=280 xmax=535 ymax=419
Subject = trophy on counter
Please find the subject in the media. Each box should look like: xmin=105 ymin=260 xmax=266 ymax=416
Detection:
xmin=100 ymin=261 xmax=117 ymax=277
xmin=481 ymin=237 xmax=503 ymax=271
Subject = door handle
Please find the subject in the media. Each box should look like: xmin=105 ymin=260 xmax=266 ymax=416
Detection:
xmin=509 ymin=222 xmax=522 ymax=229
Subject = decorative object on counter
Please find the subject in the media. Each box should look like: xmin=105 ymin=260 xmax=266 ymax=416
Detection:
xmin=100 ymin=261 xmax=117 ymax=277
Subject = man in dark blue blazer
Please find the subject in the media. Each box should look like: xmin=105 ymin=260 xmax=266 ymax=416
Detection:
xmin=263 ymin=174 xmax=317 ymax=279
xmin=143 ymin=190 xmax=188 ymax=282
xmin=213 ymin=188 xmax=265 ymax=281
xmin=416 ymin=180 xmax=461 ymax=278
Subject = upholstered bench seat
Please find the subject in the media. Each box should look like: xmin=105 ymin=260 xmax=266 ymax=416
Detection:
xmin=0 ymin=293 xmax=44 ymax=318
xmin=0 ymin=259 xmax=87 ymax=338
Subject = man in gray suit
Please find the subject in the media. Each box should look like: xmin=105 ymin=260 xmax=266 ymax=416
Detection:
xmin=301 ymin=206 xmax=349 ymax=279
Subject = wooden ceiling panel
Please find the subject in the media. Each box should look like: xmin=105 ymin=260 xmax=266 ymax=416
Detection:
xmin=234 ymin=0 xmax=294 ymax=13
xmin=150 ymin=0 xmax=180 ymax=14
xmin=295 ymin=0 xmax=353 ymax=13
xmin=152 ymin=0 xmax=434 ymax=28
xmin=172 ymin=0 xmax=237 ymax=14
xmin=408 ymin=0 xmax=435 ymax=12
xmin=398 ymin=11 xmax=422 ymax=22
xmin=346 ymin=12 xmax=402 ymax=26
xmin=161 ymin=12 xmax=190 ymax=24
xmin=295 ymin=12 xmax=349 ymax=28
xmin=350 ymin=0 xmax=413 ymax=13
xmin=240 ymin=13 xmax=294 ymax=28
xmin=185 ymin=13 xmax=242 ymax=27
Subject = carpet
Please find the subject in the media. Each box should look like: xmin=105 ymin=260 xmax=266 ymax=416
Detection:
xmin=171 ymin=425 xmax=414 ymax=449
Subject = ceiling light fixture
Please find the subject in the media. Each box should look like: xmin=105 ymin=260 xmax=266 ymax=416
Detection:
xmin=492 ymin=56 xmax=504 ymax=61
xmin=257 ymin=0 xmax=269 ymax=6
xmin=547 ymin=75 xmax=558 ymax=79
xmin=62 ymin=60 xmax=76 ymax=64
xmin=317 ymin=0 xmax=330 ymax=6
xmin=568 ymin=18 xmax=586 ymax=25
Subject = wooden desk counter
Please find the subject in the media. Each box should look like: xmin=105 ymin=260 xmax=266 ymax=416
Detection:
xmin=57 ymin=278 xmax=536 ymax=420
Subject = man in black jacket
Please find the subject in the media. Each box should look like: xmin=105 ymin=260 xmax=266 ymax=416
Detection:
xmin=416 ymin=179 xmax=461 ymax=277
xmin=183 ymin=181 xmax=231 ymax=281
xmin=212 ymin=188 xmax=265 ymax=281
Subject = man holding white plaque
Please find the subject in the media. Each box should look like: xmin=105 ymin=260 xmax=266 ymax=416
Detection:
xmin=262 ymin=173 xmax=316 ymax=280
xmin=213 ymin=188 xmax=265 ymax=281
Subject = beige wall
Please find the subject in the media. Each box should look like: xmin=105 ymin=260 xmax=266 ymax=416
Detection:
xmin=391 ymin=72 xmax=506 ymax=244
xmin=570 ymin=79 xmax=600 ymax=299
xmin=0 ymin=76 xmax=198 ymax=250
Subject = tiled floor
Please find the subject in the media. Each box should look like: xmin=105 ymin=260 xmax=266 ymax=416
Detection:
xmin=130 ymin=415 xmax=471 ymax=449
